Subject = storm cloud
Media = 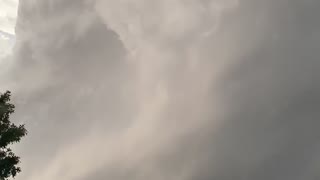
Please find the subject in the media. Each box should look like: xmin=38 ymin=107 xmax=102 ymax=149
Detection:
xmin=1 ymin=0 xmax=320 ymax=180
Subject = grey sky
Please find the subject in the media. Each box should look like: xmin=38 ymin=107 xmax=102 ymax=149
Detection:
xmin=1 ymin=0 xmax=320 ymax=180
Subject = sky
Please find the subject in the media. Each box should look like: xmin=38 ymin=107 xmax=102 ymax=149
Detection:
xmin=0 ymin=0 xmax=18 ymax=33
xmin=1 ymin=0 xmax=320 ymax=180
xmin=0 ymin=0 xmax=17 ymax=80
xmin=0 ymin=0 xmax=17 ymax=57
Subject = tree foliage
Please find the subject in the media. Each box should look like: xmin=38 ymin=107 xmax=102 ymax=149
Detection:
xmin=0 ymin=91 xmax=27 ymax=180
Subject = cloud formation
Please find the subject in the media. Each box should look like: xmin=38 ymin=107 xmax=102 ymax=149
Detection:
xmin=0 ymin=0 xmax=17 ymax=66
xmin=0 ymin=0 xmax=18 ymax=34
xmin=2 ymin=0 xmax=320 ymax=180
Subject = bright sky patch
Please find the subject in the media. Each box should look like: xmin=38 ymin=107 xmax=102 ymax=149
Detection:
xmin=0 ymin=0 xmax=18 ymax=59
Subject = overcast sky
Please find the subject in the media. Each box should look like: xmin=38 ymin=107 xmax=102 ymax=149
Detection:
xmin=1 ymin=0 xmax=320 ymax=180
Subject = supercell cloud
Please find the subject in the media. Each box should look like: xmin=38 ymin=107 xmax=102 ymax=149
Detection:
xmin=1 ymin=0 xmax=320 ymax=180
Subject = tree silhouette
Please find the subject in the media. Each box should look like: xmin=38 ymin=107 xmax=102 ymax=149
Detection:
xmin=0 ymin=91 xmax=27 ymax=180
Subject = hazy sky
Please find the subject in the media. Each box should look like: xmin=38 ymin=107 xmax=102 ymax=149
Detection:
xmin=0 ymin=0 xmax=17 ymax=53
xmin=0 ymin=0 xmax=17 ymax=82
xmin=0 ymin=0 xmax=18 ymax=33
xmin=1 ymin=0 xmax=320 ymax=180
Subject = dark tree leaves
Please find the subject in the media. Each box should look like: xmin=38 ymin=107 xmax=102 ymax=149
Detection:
xmin=0 ymin=91 xmax=27 ymax=180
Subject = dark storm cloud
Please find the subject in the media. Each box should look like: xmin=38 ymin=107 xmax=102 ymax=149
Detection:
xmin=189 ymin=1 xmax=320 ymax=179
xmin=4 ymin=0 xmax=320 ymax=180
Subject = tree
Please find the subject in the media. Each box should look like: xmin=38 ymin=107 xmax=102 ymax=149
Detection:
xmin=0 ymin=91 xmax=27 ymax=180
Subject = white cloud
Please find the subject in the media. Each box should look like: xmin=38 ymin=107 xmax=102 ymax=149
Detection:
xmin=0 ymin=0 xmax=18 ymax=34
xmin=0 ymin=0 xmax=18 ymax=66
